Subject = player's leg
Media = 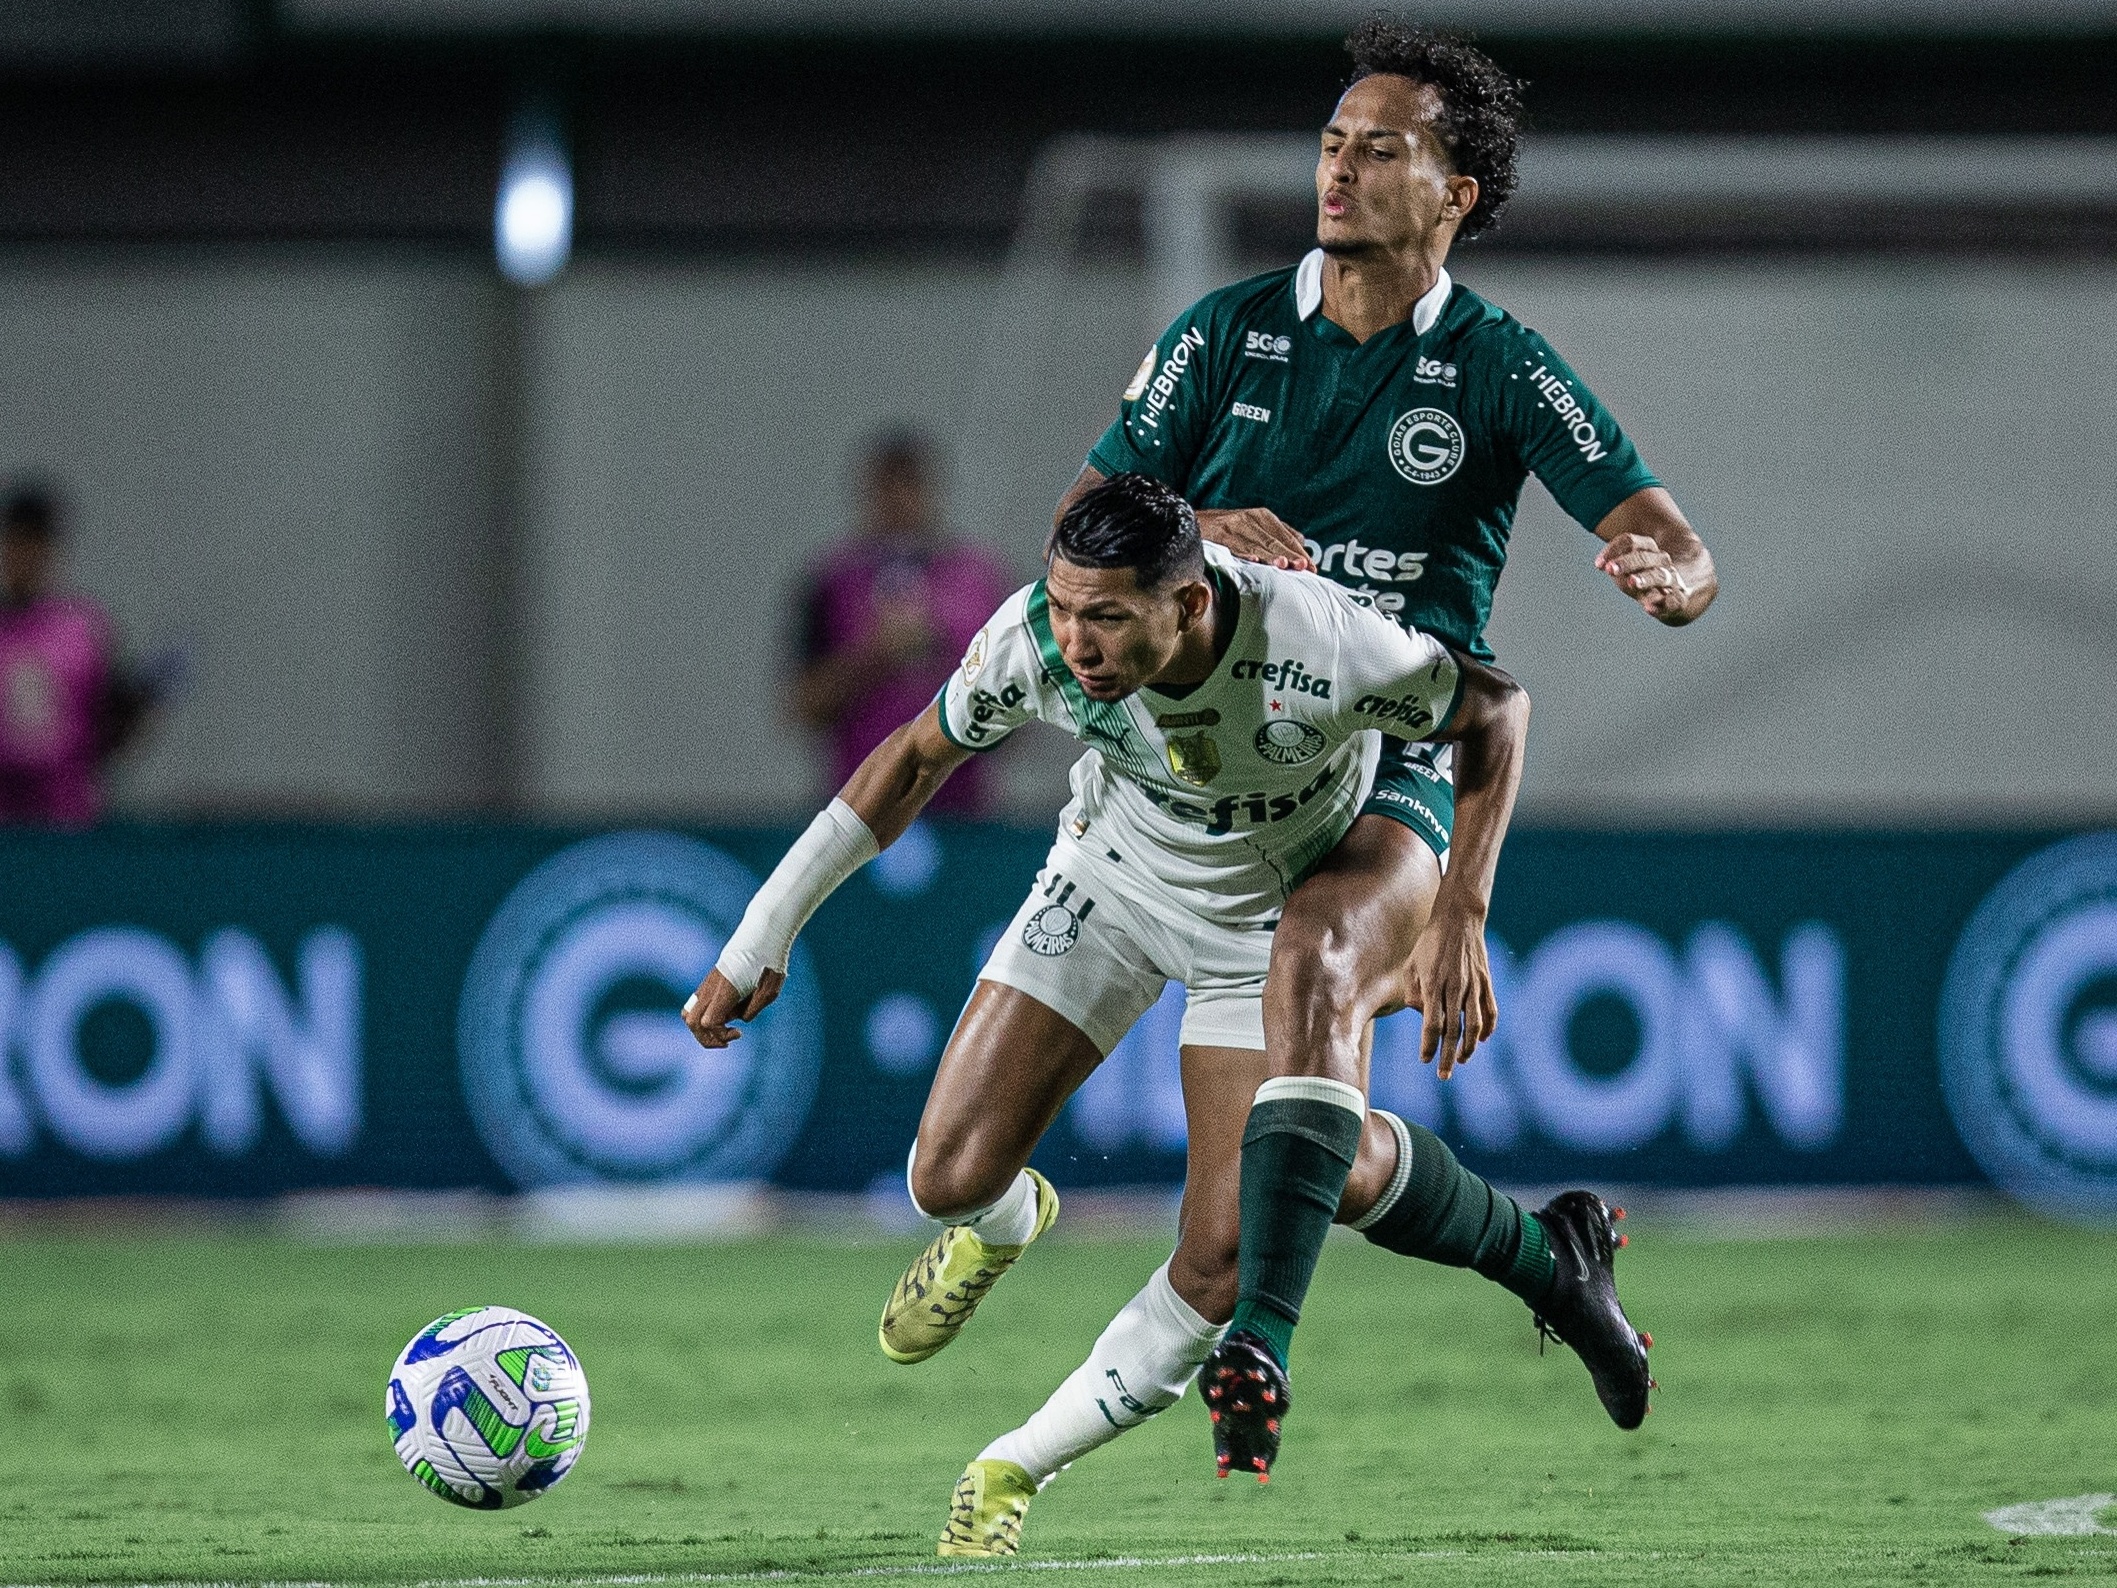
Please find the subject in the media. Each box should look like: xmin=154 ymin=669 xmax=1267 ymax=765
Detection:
xmin=1211 ymin=810 xmax=1438 ymax=1433
xmin=882 ymin=847 xmax=1168 ymax=1367
xmin=880 ymin=982 xmax=1094 ymax=1366
xmin=943 ymin=1040 xmax=1262 ymax=1556
xmin=1233 ymin=744 xmax=1650 ymax=1431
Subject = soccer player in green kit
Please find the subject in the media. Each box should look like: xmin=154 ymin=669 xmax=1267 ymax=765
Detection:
xmin=836 ymin=20 xmax=1717 ymax=1551
xmin=1058 ymin=19 xmax=1719 ymax=1487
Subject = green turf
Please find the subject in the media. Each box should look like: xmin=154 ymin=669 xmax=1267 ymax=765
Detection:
xmin=0 ymin=1215 xmax=2111 ymax=1586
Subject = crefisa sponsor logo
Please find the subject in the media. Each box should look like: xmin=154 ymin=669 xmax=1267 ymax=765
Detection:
xmin=457 ymin=831 xmax=822 ymax=1188
xmin=1940 ymin=833 xmax=2117 ymax=1223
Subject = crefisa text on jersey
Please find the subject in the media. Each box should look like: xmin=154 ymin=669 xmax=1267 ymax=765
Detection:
xmin=1229 ymin=657 xmax=1332 ymax=698
xmin=1138 ymin=760 xmax=1343 ymax=836
xmin=959 ymin=682 xmax=1027 ymax=745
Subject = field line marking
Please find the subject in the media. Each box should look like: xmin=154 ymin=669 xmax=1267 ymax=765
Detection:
xmin=0 ymin=1548 xmax=1478 ymax=1588
xmin=1984 ymin=1494 xmax=2117 ymax=1536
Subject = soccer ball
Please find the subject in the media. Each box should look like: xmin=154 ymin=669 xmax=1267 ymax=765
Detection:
xmin=387 ymin=1306 xmax=590 ymax=1508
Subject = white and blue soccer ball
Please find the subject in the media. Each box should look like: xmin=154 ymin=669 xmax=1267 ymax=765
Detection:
xmin=387 ymin=1306 xmax=591 ymax=1509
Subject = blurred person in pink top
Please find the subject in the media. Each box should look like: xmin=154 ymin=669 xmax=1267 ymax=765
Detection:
xmin=791 ymin=432 xmax=1015 ymax=818
xmin=0 ymin=487 xmax=157 ymax=827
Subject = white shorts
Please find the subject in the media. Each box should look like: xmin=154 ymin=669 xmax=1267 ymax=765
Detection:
xmin=977 ymin=834 xmax=1273 ymax=1053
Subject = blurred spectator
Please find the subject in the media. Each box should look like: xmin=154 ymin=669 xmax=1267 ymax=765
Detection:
xmin=791 ymin=431 xmax=1015 ymax=817
xmin=0 ymin=486 xmax=159 ymax=827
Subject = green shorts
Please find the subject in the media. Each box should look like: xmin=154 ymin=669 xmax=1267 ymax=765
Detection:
xmin=1360 ymin=739 xmax=1454 ymax=862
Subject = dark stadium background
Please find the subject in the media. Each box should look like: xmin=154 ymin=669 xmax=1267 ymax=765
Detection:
xmin=1 ymin=0 xmax=2114 ymax=1222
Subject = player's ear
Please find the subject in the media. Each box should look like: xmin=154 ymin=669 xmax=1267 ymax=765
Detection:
xmin=1174 ymin=577 xmax=1212 ymax=629
xmin=1441 ymin=173 xmax=1479 ymax=224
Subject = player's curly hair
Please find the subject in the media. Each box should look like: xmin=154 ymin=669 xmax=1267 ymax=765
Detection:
xmin=1345 ymin=17 xmax=1525 ymax=239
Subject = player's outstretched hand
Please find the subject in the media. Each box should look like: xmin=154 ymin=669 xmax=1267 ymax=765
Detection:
xmin=1402 ymin=911 xmax=1498 ymax=1081
xmin=682 ymin=967 xmax=785 ymax=1049
xmin=1594 ymin=532 xmax=1690 ymax=620
xmin=1195 ymin=507 xmax=1314 ymax=572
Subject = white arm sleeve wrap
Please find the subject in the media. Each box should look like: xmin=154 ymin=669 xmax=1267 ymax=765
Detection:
xmin=715 ymin=798 xmax=880 ymax=997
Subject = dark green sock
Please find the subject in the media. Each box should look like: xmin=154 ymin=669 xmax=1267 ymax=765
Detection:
xmin=1360 ymin=1115 xmax=1557 ymax=1308
xmin=1226 ymin=1088 xmax=1366 ymax=1366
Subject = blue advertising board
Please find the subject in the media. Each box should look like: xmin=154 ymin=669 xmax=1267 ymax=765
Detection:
xmin=1 ymin=823 xmax=2114 ymax=1221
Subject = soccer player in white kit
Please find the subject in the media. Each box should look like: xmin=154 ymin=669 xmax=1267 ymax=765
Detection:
xmin=684 ymin=472 xmax=1532 ymax=1552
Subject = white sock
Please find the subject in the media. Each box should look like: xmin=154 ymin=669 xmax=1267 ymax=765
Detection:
xmin=906 ymin=1142 xmax=1043 ymax=1248
xmin=957 ymin=1170 xmax=1042 ymax=1247
xmin=978 ymin=1260 xmax=1226 ymax=1484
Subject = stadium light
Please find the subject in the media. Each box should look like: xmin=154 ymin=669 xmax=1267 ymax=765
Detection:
xmin=495 ymin=104 xmax=572 ymax=288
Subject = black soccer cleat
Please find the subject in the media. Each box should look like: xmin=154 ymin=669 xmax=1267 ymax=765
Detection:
xmin=1531 ymin=1191 xmax=1656 ymax=1431
xmin=1200 ymin=1330 xmax=1290 ymax=1483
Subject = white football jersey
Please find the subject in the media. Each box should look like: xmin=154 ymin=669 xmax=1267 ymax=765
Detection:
xmin=939 ymin=547 xmax=1462 ymax=925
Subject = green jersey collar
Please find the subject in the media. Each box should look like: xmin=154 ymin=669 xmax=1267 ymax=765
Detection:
xmin=1293 ymin=249 xmax=1454 ymax=336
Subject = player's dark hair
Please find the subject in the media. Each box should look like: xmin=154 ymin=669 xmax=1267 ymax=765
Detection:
xmin=865 ymin=426 xmax=933 ymax=482
xmin=1048 ymin=472 xmax=1205 ymax=592
xmin=2 ymin=484 xmax=58 ymax=541
xmin=1345 ymin=17 xmax=1524 ymax=239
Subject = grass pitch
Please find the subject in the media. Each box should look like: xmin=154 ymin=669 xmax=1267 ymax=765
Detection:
xmin=0 ymin=1214 xmax=2111 ymax=1587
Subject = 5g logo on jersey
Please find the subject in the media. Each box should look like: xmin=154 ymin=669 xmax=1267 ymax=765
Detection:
xmin=1242 ymin=330 xmax=1293 ymax=362
xmin=1388 ymin=408 xmax=1466 ymax=486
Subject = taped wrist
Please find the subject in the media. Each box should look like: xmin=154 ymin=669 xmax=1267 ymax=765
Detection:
xmin=716 ymin=798 xmax=878 ymax=996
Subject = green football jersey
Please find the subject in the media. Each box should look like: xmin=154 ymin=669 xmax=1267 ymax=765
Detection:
xmin=1087 ymin=251 xmax=1660 ymax=660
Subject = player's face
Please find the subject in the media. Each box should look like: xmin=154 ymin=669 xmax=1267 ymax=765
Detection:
xmin=866 ymin=460 xmax=933 ymax=538
xmin=1316 ymin=75 xmax=1472 ymax=256
xmin=0 ymin=531 xmax=52 ymax=605
xmin=1043 ymin=558 xmax=1198 ymax=702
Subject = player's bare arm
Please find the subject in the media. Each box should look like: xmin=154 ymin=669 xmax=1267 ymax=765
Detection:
xmin=682 ymin=704 xmax=969 ymax=1047
xmin=1410 ymin=656 xmax=1529 ymax=1077
xmin=1594 ymin=486 xmax=1719 ymax=625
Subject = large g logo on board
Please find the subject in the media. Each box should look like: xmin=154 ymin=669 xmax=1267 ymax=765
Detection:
xmin=1387 ymin=408 xmax=1465 ymax=486
xmin=1940 ymin=833 xmax=2117 ymax=1223
xmin=458 ymin=832 xmax=822 ymax=1187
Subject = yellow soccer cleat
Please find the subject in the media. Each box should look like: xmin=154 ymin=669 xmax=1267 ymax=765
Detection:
xmin=879 ymin=1169 xmax=1058 ymax=1365
xmin=937 ymin=1459 xmax=1038 ymax=1557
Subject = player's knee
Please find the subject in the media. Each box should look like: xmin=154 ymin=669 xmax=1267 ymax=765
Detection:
xmin=906 ymin=1148 xmax=1011 ymax=1222
xmin=1268 ymin=914 xmax=1369 ymax=1041
xmin=1272 ymin=901 xmax=1364 ymax=1000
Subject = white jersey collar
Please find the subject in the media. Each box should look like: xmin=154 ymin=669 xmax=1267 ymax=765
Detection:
xmin=1293 ymin=248 xmax=1453 ymax=336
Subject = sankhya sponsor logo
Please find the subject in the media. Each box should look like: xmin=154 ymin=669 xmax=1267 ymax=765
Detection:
xmin=457 ymin=832 xmax=822 ymax=1187
xmin=1242 ymin=330 xmax=1293 ymax=362
xmin=1387 ymin=408 xmax=1466 ymax=485
xmin=1939 ymin=833 xmax=2117 ymax=1223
